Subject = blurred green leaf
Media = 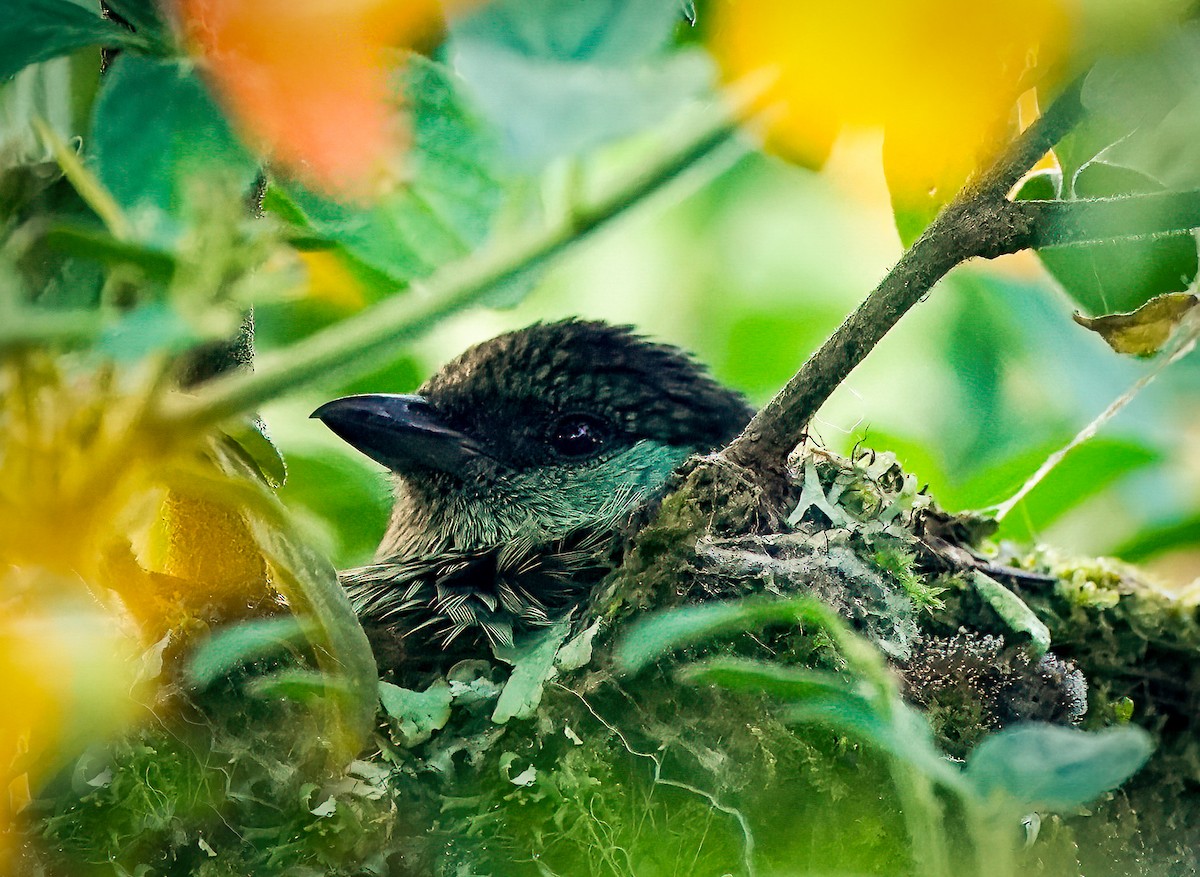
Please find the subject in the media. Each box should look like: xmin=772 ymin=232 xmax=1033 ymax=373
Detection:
xmin=449 ymin=0 xmax=706 ymax=164
xmin=245 ymin=668 xmax=354 ymax=703
xmin=1115 ymin=512 xmax=1200 ymax=562
xmin=450 ymin=42 xmax=712 ymax=165
xmin=222 ymin=418 xmax=288 ymax=490
xmin=782 ymin=689 xmax=963 ymax=789
xmin=379 ymin=680 xmax=452 ymax=747
xmin=453 ymin=0 xmax=681 ymax=63
xmin=186 ymin=617 xmax=309 ymax=689
xmin=274 ymin=57 xmax=508 ymax=288
xmin=1056 ymin=22 xmax=1200 ymax=186
xmin=243 ymin=506 xmax=378 ymax=758
xmin=0 ymin=0 xmax=132 ymax=81
xmin=89 ymin=55 xmax=257 ymax=245
xmin=97 ymin=300 xmax=200 ymax=360
xmin=952 ymin=438 xmax=1162 ymax=538
xmin=678 ymin=658 xmax=861 ymax=702
xmin=719 ymin=309 xmax=845 ymax=401
xmin=1078 ymin=22 xmax=1200 ymax=191
xmin=276 ymin=450 xmax=391 ymax=568
xmin=616 ymin=596 xmax=853 ymax=676
xmin=1 ymin=54 xmax=99 ymax=207
xmin=965 ymin=723 xmax=1153 ymax=811
xmin=43 ymin=222 xmax=174 ymax=280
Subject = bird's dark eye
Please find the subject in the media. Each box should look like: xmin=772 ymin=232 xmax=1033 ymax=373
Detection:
xmin=548 ymin=414 xmax=608 ymax=459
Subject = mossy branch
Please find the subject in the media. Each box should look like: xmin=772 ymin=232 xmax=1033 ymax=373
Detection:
xmin=721 ymin=79 xmax=1200 ymax=479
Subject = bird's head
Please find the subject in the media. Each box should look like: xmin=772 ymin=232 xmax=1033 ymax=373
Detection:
xmin=313 ymin=320 xmax=752 ymax=558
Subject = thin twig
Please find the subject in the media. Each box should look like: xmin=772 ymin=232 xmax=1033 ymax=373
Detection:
xmin=721 ymin=80 xmax=1087 ymax=477
xmin=154 ymin=107 xmax=750 ymax=431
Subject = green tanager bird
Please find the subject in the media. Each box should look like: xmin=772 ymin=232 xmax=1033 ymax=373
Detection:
xmin=313 ymin=320 xmax=751 ymax=670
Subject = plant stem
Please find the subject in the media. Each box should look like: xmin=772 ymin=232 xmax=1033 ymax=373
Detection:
xmin=0 ymin=309 xmax=104 ymax=351
xmin=154 ymin=110 xmax=747 ymax=431
xmin=722 ymin=80 xmax=1087 ymax=476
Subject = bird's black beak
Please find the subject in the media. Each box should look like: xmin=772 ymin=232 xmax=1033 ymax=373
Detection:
xmin=311 ymin=394 xmax=484 ymax=478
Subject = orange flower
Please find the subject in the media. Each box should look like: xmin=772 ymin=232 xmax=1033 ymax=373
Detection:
xmin=176 ymin=0 xmax=465 ymax=198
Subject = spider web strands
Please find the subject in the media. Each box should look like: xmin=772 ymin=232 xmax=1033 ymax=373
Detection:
xmin=993 ymin=312 xmax=1200 ymax=523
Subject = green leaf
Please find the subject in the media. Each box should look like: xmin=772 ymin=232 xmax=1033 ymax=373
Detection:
xmin=450 ymin=42 xmax=712 ymax=165
xmin=491 ymin=621 xmax=571 ymax=723
xmin=965 ymin=723 xmax=1153 ymax=811
xmin=678 ymin=658 xmax=861 ymax=702
xmin=1020 ymin=163 xmax=1198 ymax=316
xmin=954 ymin=437 xmax=1162 ymax=540
xmin=781 ymin=690 xmax=964 ymax=789
xmin=221 ymin=418 xmax=288 ymax=490
xmin=971 ymin=572 xmax=1051 ymax=657
xmin=998 ymin=438 xmax=1162 ymax=541
xmin=453 ymin=0 xmax=682 ymax=64
xmin=275 ymin=449 xmax=392 ymax=568
xmin=0 ymin=0 xmax=132 ymax=81
xmin=42 ymin=222 xmax=175 ymax=281
xmin=615 ymin=596 xmax=879 ymax=677
xmin=554 ymin=621 xmax=599 ymax=672
xmin=1115 ymin=511 xmax=1200 ymax=562
xmin=1077 ymin=23 xmax=1200 ymax=191
xmin=186 ymin=617 xmax=309 ymax=689
xmin=97 ymin=301 xmax=201 ymax=361
xmin=245 ymin=668 xmax=354 ymax=703
xmin=379 ymin=680 xmax=453 ymax=747
xmin=1 ymin=54 xmax=99 ymax=211
xmin=1013 ymin=169 xmax=1060 ymax=202
xmin=89 ymin=55 xmax=258 ymax=245
xmin=242 ymin=505 xmax=378 ymax=759
xmin=449 ymin=0 xmax=708 ymax=164
xmin=275 ymin=57 xmax=508 ymax=289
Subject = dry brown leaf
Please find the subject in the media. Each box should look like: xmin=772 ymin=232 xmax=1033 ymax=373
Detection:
xmin=1073 ymin=292 xmax=1199 ymax=356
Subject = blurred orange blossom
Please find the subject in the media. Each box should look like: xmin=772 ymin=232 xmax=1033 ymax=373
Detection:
xmin=175 ymin=0 xmax=475 ymax=198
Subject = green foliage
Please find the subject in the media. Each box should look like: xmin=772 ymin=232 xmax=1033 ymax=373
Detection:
xmin=1017 ymin=165 xmax=1198 ymax=316
xmin=32 ymin=692 xmax=402 ymax=876
xmin=5 ymin=1 xmax=1200 ymax=876
xmin=186 ymin=617 xmax=310 ymax=688
xmin=448 ymin=0 xmax=706 ymax=164
xmin=0 ymin=0 xmax=138 ymax=80
xmin=270 ymin=57 xmax=510 ymax=291
xmin=90 ymin=56 xmax=258 ymax=246
xmin=965 ymin=723 xmax=1153 ymax=811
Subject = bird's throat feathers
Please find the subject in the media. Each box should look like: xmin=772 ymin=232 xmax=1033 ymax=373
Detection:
xmin=377 ymin=439 xmax=692 ymax=559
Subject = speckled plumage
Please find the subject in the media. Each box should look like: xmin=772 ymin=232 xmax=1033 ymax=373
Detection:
xmin=327 ymin=320 xmax=753 ymax=666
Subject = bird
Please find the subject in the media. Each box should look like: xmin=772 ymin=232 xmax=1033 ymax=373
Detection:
xmin=312 ymin=319 xmax=752 ymax=672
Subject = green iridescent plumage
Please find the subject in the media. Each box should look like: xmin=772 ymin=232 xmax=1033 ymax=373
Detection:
xmin=315 ymin=320 xmax=752 ymax=664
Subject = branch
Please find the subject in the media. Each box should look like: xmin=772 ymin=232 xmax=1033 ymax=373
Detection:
xmin=154 ymin=108 xmax=749 ymax=431
xmin=722 ymin=81 xmax=1087 ymax=476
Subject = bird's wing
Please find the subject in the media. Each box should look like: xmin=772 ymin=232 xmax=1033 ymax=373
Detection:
xmin=340 ymin=529 xmax=618 ymax=652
